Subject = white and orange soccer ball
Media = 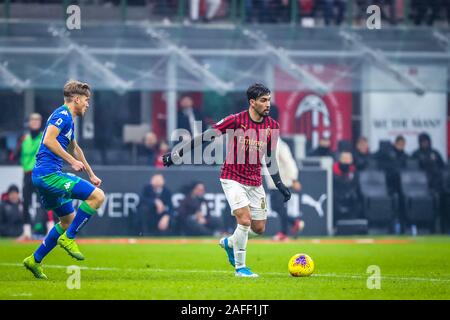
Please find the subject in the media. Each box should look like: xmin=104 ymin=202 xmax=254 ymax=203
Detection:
xmin=288 ymin=253 xmax=315 ymax=277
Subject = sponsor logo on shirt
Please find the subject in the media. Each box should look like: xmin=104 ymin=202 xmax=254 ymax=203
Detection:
xmin=65 ymin=128 xmax=73 ymax=140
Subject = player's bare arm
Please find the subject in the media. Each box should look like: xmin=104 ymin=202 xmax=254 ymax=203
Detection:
xmin=43 ymin=125 xmax=85 ymax=172
xmin=69 ymin=139 xmax=102 ymax=187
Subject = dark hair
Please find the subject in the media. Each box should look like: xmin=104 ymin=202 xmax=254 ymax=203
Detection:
xmin=246 ymin=83 xmax=271 ymax=103
xmin=418 ymin=132 xmax=431 ymax=144
xmin=395 ymin=135 xmax=405 ymax=143
xmin=7 ymin=184 xmax=19 ymax=194
xmin=181 ymin=181 xmax=203 ymax=195
xmin=357 ymin=136 xmax=368 ymax=143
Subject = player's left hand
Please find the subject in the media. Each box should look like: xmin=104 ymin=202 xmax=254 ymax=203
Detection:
xmin=276 ymin=182 xmax=291 ymax=202
xmin=90 ymin=175 xmax=102 ymax=187
xmin=162 ymin=152 xmax=174 ymax=167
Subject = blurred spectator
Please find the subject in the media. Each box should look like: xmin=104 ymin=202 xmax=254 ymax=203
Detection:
xmin=375 ymin=139 xmax=407 ymax=234
xmin=273 ymin=0 xmax=291 ymax=23
xmin=353 ymin=136 xmax=372 ymax=171
xmin=190 ymin=0 xmax=221 ymax=22
xmin=152 ymin=0 xmax=178 ymax=19
xmin=333 ymin=151 xmax=362 ymax=222
xmin=139 ymin=132 xmax=159 ymax=166
xmin=154 ymin=140 xmax=170 ymax=168
xmin=444 ymin=0 xmax=450 ymax=26
xmin=12 ymin=113 xmax=43 ymax=240
xmin=299 ymin=0 xmax=315 ymax=18
xmin=354 ymin=0 xmax=369 ymax=25
xmin=177 ymin=95 xmax=205 ymax=137
xmin=264 ymin=137 xmax=303 ymax=241
xmin=390 ymin=135 xmax=409 ymax=234
xmin=313 ymin=0 xmax=347 ymax=26
xmin=412 ymin=132 xmax=445 ymax=192
xmin=137 ymin=174 xmax=174 ymax=236
xmin=0 ymin=185 xmax=24 ymax=238
xmin=410 ymin=0 xmax=440 ymax=26
xmin=245 ymin=0 xmax=271 ymax=23
xmin=177 ymin=182 xmax=223 ymax=236
xmin=383 ymin=135 xmax=409 ymax=194
xmin=308 ymin=137 xmax=334 ymax=158
xmin=375 ymin=0 xmax=397 ymax=25
xmin=393 ymin=135 xmax=409 ymax=170
xmin=375 ymin=140 xmax=397 ymax=192
xmin=263 ymin=105 xmax=303 ymax=241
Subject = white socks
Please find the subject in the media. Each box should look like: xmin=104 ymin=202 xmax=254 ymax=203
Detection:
xmin=23 ymin=224 xmax=32 ymax=238
xmin=229 ymin=224 xmax=249 ymax=269
xmin=248 ymin=229 xmax=260 ymax=239
xmin=228 ymin=228 xmax=259 ymax=244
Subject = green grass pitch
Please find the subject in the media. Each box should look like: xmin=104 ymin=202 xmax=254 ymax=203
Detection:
xmin=1 ymin=236 xmax=449 ymax=300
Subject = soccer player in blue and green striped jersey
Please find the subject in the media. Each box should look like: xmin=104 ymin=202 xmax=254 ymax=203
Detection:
xmin=23 ymin=80 xmax=105 ymax=280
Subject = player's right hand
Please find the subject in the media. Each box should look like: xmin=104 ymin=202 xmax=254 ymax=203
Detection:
xmin=162 ymin=152 xmax=174 ymax=167
xmin=71 ymin=160 xmax=85 ymax=172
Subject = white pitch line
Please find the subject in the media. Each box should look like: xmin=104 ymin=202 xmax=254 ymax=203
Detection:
xmin=2 ymin=263 xmax=450 ymax=283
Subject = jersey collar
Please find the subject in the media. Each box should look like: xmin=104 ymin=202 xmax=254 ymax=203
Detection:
xmin=62 ymin=104 xmax=74 ymax=120
xmin=247 ymin=110 xmax=264 ymax=124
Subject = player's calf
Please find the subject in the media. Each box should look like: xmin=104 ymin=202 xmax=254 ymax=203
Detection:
xmin=65 ymin=188 xmax=104 ymax=239
xmin=59 ymin=188 xmax=105 ymax=260
xmin=251 ymin=224 xmax=265 ymax=235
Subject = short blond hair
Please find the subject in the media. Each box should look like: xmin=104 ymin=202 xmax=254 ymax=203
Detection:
xmin=63 ymin=80 xmax=91 ymax=102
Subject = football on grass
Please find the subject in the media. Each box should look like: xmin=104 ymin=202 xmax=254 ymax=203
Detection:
xmin=288 ymin=253 xmax=315 ymax=277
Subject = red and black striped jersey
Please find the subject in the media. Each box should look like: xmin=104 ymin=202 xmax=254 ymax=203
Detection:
xmin=212 ymin=110 xmax=279 ymax=186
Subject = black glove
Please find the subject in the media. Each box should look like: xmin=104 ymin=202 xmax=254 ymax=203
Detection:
xmin=276 ymin=181 xmax=291 ymax=202
xmin=162 ymin=152 xmax=174 ymax=167
xmin=162 ymin=150 xmax=183 ymax=167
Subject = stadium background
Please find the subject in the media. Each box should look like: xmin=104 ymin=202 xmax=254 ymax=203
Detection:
xmin=0 ymin=0 xmax=449 ymax=239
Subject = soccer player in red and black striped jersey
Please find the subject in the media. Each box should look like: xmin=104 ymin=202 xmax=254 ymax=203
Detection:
xmin=162 ymin=83 xmax=291 ymax=277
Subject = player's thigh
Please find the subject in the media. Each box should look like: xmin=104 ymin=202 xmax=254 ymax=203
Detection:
xmin=67 ymin=174 xmax=96 ymax=202
xmin=33 ymin=172 xmax=82 ymax=199
xmin=220 ymin=179 xmax=251 ymax=214
xmin=36 ymin=192 xmax=75 ymax=222
xmin=32 ymin=173 xmax=68 ymax=210
xmin=248 ymin=185 xmax=268 ymax=221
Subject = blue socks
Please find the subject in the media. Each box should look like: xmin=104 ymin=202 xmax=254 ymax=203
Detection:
xmin=34 ymin=223 xmax=64 ymax=263
xmin=66 ymin=202 xmax=96 ymax=239
xmin=33 ymin=202 xmax=96 ymax=263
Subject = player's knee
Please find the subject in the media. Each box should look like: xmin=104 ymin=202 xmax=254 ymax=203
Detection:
xmin=234 ymin=211 xmax=251 ymax=226
xmin=59 ymin=216 xmax=74 ymax=230
xmin=60 ymin=222 xmax=70 ymax=230
xmin=91 ymin=188 xmax=105 ymax=205
xmin=86 ymin=188 xmax=105 ymax=209
xmin=239 ymin=216 xmax=252 ymax=227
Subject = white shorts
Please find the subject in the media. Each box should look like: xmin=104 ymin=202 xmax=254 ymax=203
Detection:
xmin=220 ymin=178 xmax=267 ymax=221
